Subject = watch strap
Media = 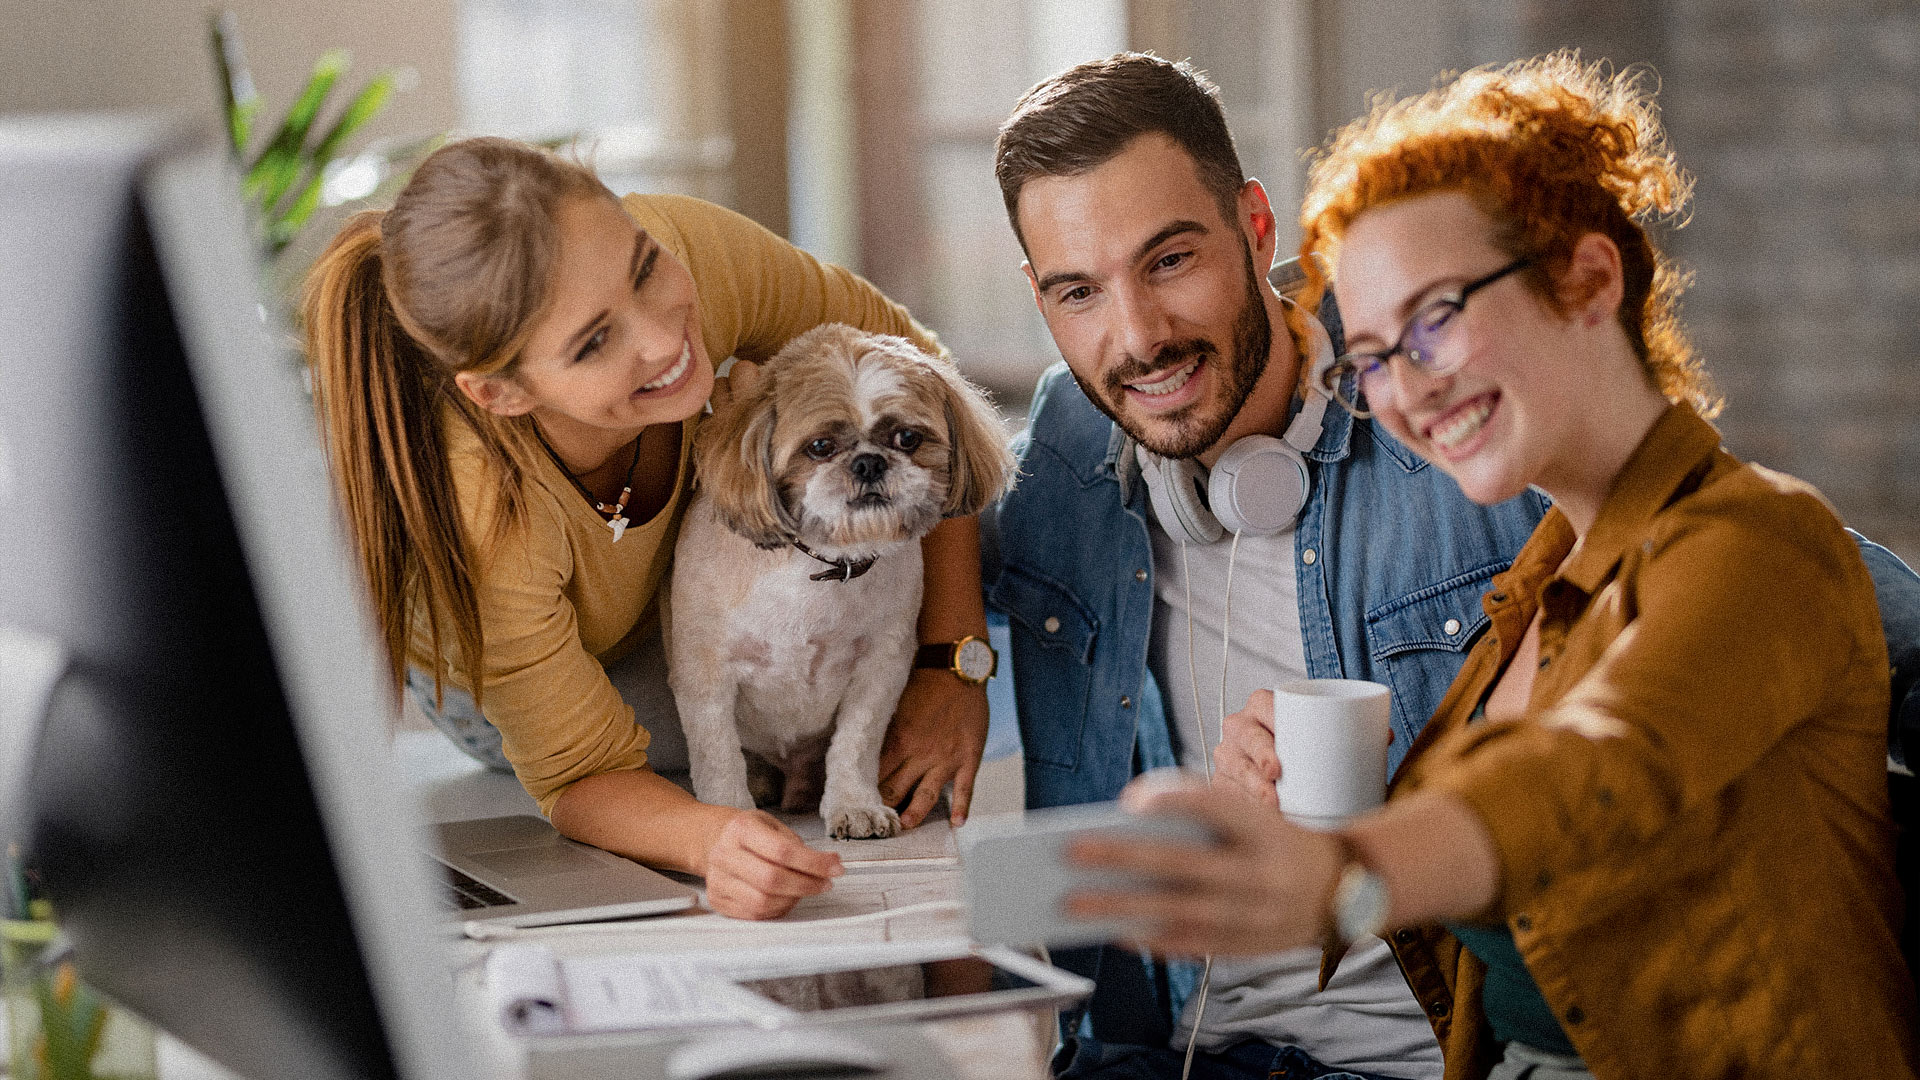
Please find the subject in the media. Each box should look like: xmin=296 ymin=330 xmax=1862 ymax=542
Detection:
xmin=913 ymin=642 xmax=957 ymax=670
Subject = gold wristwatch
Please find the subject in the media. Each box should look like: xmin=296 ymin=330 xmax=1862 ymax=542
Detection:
xmin=913 ymin=635 xmax=998 ymax=685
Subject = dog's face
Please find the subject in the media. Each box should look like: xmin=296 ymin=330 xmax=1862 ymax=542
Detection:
xmin=695 ymin=324 xmax=1015 ymax=552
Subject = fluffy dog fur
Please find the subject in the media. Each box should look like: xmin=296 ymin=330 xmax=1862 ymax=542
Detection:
xmin=668 ymin=324 xmax=1014 ymax=839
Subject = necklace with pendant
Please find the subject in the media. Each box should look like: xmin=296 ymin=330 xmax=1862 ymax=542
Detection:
xmin=535 ymin=425 xmax=645 ymax=543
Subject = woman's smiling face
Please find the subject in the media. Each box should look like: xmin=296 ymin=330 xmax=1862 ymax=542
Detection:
xmin=1332 ymin=191 xmax=1593 ymax=508
xmin=508 ymin=194 xmax=714 ymax=434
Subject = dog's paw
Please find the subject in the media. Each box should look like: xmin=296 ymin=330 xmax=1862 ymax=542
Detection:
xmin=825 ymin=804 xmax=902 ymax=840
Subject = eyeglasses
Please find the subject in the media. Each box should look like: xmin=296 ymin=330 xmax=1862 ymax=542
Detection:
xmin=1319 ymin=258 xmax=1532 ymax=417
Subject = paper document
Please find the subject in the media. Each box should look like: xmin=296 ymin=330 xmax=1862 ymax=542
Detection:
xmin=485 ymin=943 xmax=763 ymax=1035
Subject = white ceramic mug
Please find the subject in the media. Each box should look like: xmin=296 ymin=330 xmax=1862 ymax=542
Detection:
xmin=1270 ymin=678 xmax=1392 ymax=829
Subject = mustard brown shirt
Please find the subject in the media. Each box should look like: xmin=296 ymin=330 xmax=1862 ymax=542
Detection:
xmin=409 ymin=193 xmax=944 ymax=814
xmin=1389 ymin=404 xmax=1917 ymax=1078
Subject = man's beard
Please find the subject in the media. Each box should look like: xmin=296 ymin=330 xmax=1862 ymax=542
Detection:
xmin=1068 ymin=250 xmax=1273 ymax=460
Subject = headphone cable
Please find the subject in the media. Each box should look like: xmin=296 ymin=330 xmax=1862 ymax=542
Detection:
xmin=1176 ymin=529 xmax=1240 ymax=1080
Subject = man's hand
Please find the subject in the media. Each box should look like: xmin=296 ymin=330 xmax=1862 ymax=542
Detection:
xmin=880 ymin=669 xmax=989 ymax=828
xmin=1215 ymin=689 xmax=1281 ymax=807
xmin=701 ymin=809 xmax=843 ymax=920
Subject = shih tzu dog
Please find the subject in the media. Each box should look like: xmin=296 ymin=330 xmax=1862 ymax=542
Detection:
xmin=668 ymin=323 xmax=1014 ymax=839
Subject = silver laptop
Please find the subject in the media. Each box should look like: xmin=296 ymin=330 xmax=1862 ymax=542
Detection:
xmin=435 ymin=814 xmax=696 ymax=928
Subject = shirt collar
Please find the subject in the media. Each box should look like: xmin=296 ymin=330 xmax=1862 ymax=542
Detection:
xmin=1557 ymin=403 xmax=1723 ymax=594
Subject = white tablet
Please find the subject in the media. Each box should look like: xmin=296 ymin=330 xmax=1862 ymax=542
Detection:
xmin=720 ymin=939 xmax=1091 ymax=1026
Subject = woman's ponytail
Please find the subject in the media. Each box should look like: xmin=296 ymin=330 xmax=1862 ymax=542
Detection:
xmin=302 ymin=137 xmax=613 ymax=708
xmin=302 ymin=211 xmax=482 ymax=700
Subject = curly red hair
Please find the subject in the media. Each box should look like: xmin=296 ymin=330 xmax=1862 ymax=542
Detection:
xmin=1298 ymin=51 xmax=1720 ymax=416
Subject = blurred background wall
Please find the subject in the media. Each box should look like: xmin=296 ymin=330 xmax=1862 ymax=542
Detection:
xmin=3 ymin=0 xmax=1914 ymax=562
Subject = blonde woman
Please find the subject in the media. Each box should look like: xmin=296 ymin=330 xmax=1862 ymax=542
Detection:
xmin=304 ymin=138 xmax=993 ymax=919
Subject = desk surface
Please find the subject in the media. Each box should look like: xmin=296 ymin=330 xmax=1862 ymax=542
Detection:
xmin=3 ymin=732 xmax=1049 ymax=1080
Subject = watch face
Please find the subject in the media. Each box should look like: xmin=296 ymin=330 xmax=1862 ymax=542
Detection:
xmin=1337 ymin=866 xmax=1391 ymax=944
xmin=955 ymin=638 xmax=996 ymax=681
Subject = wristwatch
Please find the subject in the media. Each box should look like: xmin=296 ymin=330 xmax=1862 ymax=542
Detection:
xmin=913 ymin=635 xmax=998 ymax=685
xmin=1327 ymin=833 xmax=1391 ymax=950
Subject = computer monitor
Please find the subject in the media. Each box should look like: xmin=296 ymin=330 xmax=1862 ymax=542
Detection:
xmin=0 ymin=114 xmax=483 ymax=1080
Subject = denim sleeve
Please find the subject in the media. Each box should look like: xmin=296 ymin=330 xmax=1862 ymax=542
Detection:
xmin=979 ymin=413 xmax=1038 ymax=609
xmin=1851 ymin=530 xmax=1920 ymax=769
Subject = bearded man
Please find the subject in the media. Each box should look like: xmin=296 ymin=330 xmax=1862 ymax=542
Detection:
xmin=985 ymin=53 xmax=1540 ymax=1080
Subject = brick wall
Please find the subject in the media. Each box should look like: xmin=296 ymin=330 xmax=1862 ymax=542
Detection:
xmin=1529 ymin=0 xmax=1920 ymax=566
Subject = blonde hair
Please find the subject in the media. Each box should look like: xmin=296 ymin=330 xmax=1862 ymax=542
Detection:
xmin=1299 ymin=51 xmax=1720 ymax=416
xmin=302 ymin=137 xmax=613 ymax=704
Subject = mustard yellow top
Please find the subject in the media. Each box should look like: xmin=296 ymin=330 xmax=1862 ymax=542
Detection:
xmin=411 ymin=193 xmax=945 ymax=814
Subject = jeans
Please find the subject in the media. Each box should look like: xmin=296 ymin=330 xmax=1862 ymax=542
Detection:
xmin=1053 ymin=1036 xmax=1416 ymax=1080
xmin=406 ymin=665 xmax=511 ymax=771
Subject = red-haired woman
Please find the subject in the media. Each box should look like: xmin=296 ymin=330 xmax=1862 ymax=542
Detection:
xmin=1065 ymin=53 xmax=1917 ymax=1077
xmin=303 ymin=138 xmax=992 ymax=919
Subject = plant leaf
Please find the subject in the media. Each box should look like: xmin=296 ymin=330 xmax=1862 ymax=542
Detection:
xmin=209 ymin=9 xmax=260 ymax=158
xmin=308 ymin=71 xmax=395 ymax=165
xmin=271 ymin=70 xmax=397 ymax=251
xmin=246 ymin=48 xmax=350 ymax=212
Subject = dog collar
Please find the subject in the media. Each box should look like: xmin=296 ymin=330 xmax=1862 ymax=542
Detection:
xmin=790 ymin=540 xmax=878 ymax=582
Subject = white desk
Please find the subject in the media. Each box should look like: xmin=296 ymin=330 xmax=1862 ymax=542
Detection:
xmin=29 ymin=733 xmax=1049 ymax=1080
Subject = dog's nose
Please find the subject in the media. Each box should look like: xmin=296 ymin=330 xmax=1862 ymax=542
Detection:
xmin=850 ymin=453 xmax=888 ymax=484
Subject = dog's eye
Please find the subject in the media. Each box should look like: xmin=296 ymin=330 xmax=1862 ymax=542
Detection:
xmin=892 ymin=429 xmax=923 ymax=452
xmin=805 ymin=438 xmax=837 ymax=460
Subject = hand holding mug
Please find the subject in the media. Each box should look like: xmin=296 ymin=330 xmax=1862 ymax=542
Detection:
xmin=1214 ymin=690 xmax=1280 ymax=807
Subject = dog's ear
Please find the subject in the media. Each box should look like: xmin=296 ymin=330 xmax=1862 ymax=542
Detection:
xmin=694 ymin=369 xmax=795 ymax=548
xmin=926 ymin=356 xmax=1017 ymax=518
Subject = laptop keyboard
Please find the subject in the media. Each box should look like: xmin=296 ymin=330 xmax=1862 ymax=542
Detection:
xmin=440 ymin=863 xmax=517 ymax=911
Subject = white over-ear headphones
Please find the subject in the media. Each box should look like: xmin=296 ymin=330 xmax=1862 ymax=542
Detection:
xmin=1138 ymin=295 xmax=1337 ymax=541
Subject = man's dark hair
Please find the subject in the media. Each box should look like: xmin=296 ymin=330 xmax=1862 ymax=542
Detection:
xmin=994 ymin=52 xmax=1246 ymax=250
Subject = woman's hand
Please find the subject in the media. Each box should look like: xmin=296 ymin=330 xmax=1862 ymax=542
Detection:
xmin=1064 ymin=771 xmax=1343 ymax=957
xmin=1215 ymin=690 xmax=1281 ymax=807
xmin=881 ymin=670 xmax=989 ymax=829
xmin=700 ymin=809 xmax=844 ymax=920
xmin=550 ymin=769 xmax=841 ymax=921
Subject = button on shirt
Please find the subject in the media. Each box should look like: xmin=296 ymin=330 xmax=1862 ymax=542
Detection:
xmin=1389 ymin=405 xmax=1918 ymax=1079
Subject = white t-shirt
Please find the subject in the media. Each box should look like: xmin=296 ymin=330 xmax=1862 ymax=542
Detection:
xmin=1144 ymin=489 xmax=1444 ymax=1079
